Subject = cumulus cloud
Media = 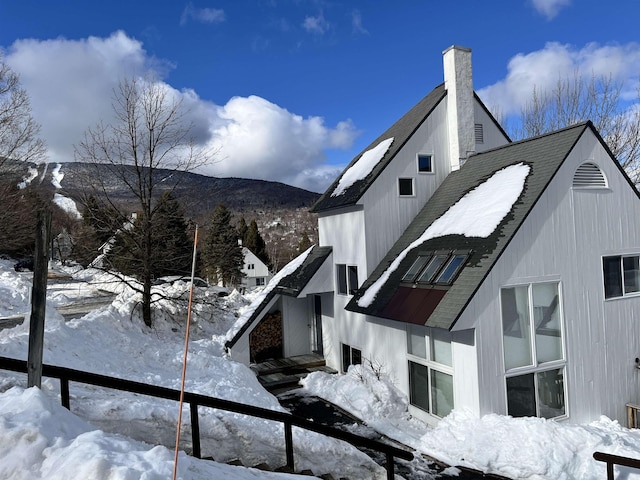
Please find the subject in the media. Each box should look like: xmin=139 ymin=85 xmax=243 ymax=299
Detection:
xmin=4 ymin=31 xmax=358 ymax=192
xmin=478 ymin=42 xmax=640 ymax=117
xmin=180 ymin=3 xmax=225 ymax=26
xmin=203 ymin=95 xmax=359 ymax=190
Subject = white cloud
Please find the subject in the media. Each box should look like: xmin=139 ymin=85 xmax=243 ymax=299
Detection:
xmin=4 ymin=32 xmax=358 ymax=192
xmin=303 ymin=12 xmax=330 ymax=35
xmin=180 ymin=3 xmax=225 ymax=26
xmin=203 ymin=95 xmax=359 ymax=190
xmin=531 ymin=0 xmax=571 ymax=20
xmin=351 ymin=10 xmax=368 ymax=35
xmin=478 ymin=42 xmax=640 ymax=117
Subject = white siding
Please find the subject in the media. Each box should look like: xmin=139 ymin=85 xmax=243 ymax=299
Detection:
xmin=473 ymin=102 xmax=509 ymax=153
xmin=457 ymin=131 xmax=640 ymax=424
xmin=360 ymin=101 xmax=450 ymax=272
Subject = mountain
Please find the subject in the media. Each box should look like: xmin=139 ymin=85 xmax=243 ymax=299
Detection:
xmin=5 ymin=160 xmax=322 ymax=268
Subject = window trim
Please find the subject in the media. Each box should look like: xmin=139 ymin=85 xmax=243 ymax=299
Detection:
xmin=398 ymin=177 xmax=415 ymax=197
xmin=402 ymin=251 xmax=469 ymax=286
xmin=341 ymin=343 xmax=362 ymax=373
xmin=406 ymin=325 xmax=454 ymax=418
xmin=603 ymin=254 xmax=640 ymax=300
xmin=417 ymin=153 xmax=434 ymax=174
xmin=336 ymin=263 xmax=359 ymax=296
xmin=500 ymin=281 xmax=568 ymax=420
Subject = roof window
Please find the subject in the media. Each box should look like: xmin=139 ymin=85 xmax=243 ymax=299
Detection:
xmin=402 ymin=251 xmax=468 ymax=286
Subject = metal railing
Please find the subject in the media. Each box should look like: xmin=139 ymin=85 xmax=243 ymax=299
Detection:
xmin=593 ymin=451 xmax=640 ymax=480
xmin=0 ymin=355 xmax=411 ymax=479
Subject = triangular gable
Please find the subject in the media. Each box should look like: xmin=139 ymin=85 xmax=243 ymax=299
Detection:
xmin=346 ymin=122 xmax=598 ymax=330
xmin=311 ymin=84 xmax=446 ymax=212
xmin=225 ymin=245 xmax=332 ymax=349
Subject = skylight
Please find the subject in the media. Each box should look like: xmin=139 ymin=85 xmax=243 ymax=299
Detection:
xmin=331 ymin=138 xmax=394 ymax=196
xmin=357 ymin=163 xmax=531 ymax=308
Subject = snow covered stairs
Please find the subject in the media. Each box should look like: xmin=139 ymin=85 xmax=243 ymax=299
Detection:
xmin=253 ymin=354 xmax=337 ymax=394
xmin=222 ymin=457 xmax=350 ymax=479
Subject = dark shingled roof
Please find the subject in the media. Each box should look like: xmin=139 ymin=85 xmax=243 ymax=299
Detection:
xmin=346 ymin=122 xmax=597 ymax=330
xmin=311 ymin=84 xmax=447 ymax=213
xmin=225 ymin=246 xmax=332 ymax=348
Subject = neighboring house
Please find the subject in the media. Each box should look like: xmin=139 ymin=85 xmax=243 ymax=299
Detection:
xmin=241 ymin=246 xmax=272 ymax=291
xmin=227 ymin=45 xmax=640 ymax=428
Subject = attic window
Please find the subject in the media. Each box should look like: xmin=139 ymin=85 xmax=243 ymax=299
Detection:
xmin=403 ymin=252 xmax=468 ymax=286
xmin=475 ymin=124 xmax=484 ymax=144
xmin=573 ymin=162 xmax=607 ymax=189
xmin=399 ymin=178 xmax=414 ymax=196
xmin=417 ymin=154 xmax=433 ymax=173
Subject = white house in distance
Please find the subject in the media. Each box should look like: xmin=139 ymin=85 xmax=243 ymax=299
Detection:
xmin=241 ymin=246 xmax=272 ymax=291
xmin=227 ymin=45 xmax=640 ymax=428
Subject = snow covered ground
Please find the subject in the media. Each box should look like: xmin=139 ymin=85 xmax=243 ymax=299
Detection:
xmin=1 ymin=258 xmax=640 ymax=479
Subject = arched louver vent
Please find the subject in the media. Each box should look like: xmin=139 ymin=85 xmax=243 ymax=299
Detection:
xmin=573 ymin=162 xmax=608 ymax=188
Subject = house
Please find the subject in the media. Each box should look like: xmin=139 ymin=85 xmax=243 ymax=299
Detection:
xmin=241 ymin=246 xmax=272 ymax=291
xmin=227 ymin=45 xmax=640 ymax=427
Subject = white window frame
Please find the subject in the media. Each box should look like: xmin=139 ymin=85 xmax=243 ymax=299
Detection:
xmin=336 ymin=264 xmax=359 ymax=296
xmin=406 ymin=325 xmax=454 ymax=418
xmin=500 ymin=281 xmax=568 ymax=420
xmin=417 ymin=153 xmax=434 ymax=174
xmin=341 ymin=343 xmax=362 ymax=373
xmin=602 ymin=254 xmax=640 ymax=300
xmin=398 ymin=177 xmax=415 ymax=197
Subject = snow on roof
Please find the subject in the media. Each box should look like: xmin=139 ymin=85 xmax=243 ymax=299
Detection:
xmin=225 ymin=245 xmax=314 ymax=343
xmin=357 ymin=162 xmax=531 ymax=308
xmin=331 ymin=137 xmax=394 ymax=197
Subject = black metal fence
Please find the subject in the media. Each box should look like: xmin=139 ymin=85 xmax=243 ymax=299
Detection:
xmin=0 ymin=355 xmax=412 ymax=479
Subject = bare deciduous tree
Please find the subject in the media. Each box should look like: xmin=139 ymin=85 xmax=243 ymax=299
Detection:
xmin=511 ymin=73 xmax=640 ymax=183
xmin=74 ymin=77 xmax=215 ymax=327
xmin=0 ymin=54 xmax=46 ymax=170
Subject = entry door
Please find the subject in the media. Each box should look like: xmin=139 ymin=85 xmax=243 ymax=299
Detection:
xmin=311 ymin=295 xmax=324 ymax=356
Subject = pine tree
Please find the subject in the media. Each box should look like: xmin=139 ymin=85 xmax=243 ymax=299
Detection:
xmin=104 ymin=193 xmax=193 ymax=280
xmin=298 ymin=231 xmax=313 ymax=253
xmin=237 ymin=217 xmax=248 ymax=244
xmin=244 ymin=219 xmax=271 ymax=269
xmin=150 ymin=192 xmax=193 ymax=277
xmin=202 ymin=204 xmax=244 ymax=287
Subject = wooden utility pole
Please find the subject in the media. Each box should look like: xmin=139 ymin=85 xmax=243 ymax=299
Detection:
xmin=27 ymin=208 xmax=51 ymax=388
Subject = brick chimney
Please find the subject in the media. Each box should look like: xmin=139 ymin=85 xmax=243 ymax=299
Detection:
xmin=443 ymin=45 xmax=475 ymax=171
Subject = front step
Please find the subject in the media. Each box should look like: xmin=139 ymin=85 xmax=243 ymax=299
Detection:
xmin=253 ymin=354 xmax=337 ymax=393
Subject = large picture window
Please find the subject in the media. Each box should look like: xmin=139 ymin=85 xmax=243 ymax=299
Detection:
xmin=501 ymin=282 xmax=566 ymax=419
xmin=407 ymin=325 xmax=454 ymax=418
xmin=603 ymin=255 xmax=640 ymax=299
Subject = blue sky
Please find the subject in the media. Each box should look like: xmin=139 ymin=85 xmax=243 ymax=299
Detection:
xmin=1 ymin=0 xmax=639 ymax=192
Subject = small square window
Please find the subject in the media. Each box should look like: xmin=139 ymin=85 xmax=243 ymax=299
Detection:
xmin=418 ymin=154 xmax=433 ymax=173
xmin=399 ymin=178 xmax=414 ymax=196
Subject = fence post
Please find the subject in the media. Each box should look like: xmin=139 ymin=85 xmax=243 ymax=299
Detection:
xmin=386 ymin=452 xmax=395 ymax=480
xmin=27 ymin=208 xmax=51 ymax=388
xmin=190 ymin=402 xmax=201 ymax=459
xmin=60 ymin=377 xmax=70 ymax=409
xmin=284 ymin=420 xmax=294 ymax=470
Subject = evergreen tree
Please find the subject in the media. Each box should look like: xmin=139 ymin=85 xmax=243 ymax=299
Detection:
xmin=244 ymin=219 xmax=271 ymax=269
xmin=298 ymin=231 xmax=313 ymax=253
xmin=237 ymin=217 xmax=248 ymax=244
xmin=150 ymin=192 xmax=193 ymax=277
xmin=104 ymin=193 xmax=193 ymax=280
xmin=202 ymin=204 xmax=244 ymax=287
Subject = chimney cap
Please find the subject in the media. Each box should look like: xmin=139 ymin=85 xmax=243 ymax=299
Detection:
xmin=442 ymin=45 xmax=472 ymax=55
